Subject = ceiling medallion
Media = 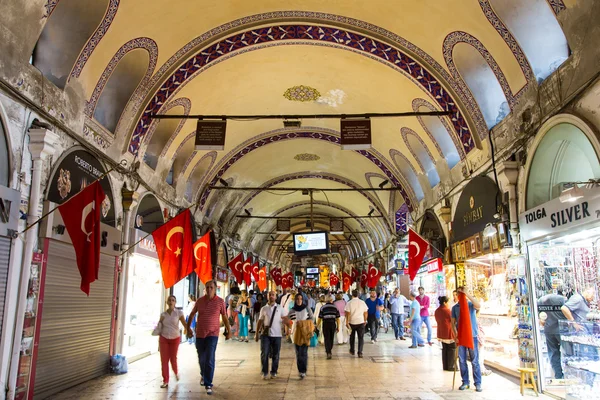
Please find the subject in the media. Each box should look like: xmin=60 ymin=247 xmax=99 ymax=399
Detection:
xmin=294 ymin=153 xmax=320 ymax=162
xmin=283 ymin=85 xmax=321 ymax=102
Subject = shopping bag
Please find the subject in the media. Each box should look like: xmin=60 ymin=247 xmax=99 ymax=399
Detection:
xmin=310 ymin=332 xmax=318 ymax=347
xmin=151 ymin=322 xmax=162 ymax=336
xmin=109 ymin=354 xmax=128 ymax=374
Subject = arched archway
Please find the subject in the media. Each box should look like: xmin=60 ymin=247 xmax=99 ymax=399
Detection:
xmin=134 ymin=192 xmax=164 ymax=233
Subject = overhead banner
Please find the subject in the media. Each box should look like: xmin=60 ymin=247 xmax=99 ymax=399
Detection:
xmin=340 ymin=118 xmax=371 ymax=150
xmin=195 ymin=120 xmax=227 ymax=150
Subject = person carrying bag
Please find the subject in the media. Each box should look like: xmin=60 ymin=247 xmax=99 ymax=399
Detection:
xmin=256 ymin=290 xmax=284 ymax=380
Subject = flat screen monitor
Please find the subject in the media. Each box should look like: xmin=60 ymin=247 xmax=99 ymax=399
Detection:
xmin=293 ymin=231 xmax=329 ymax=255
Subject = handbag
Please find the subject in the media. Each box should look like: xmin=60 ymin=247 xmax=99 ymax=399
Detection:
xmin=151 ymin=322 xmax=162 ymax=336
xmin=261 ymin=305 xmax=277 ymax=337
xmin=309 ymin=332 xmax=318 ymax=347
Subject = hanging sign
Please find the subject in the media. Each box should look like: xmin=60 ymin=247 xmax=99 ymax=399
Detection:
xmin=195 ymin=120 xmax=227 ymax=150
xmin=519 ymin=187 xmax=600 ymax=242
xmin=340 ymin=118 xmax=371 ymax=150
xmin=417 ymin=257 xmax=443 ymax=275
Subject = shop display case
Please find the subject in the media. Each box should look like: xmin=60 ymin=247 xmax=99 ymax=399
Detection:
xmin=559 ymin=320 xmax=600 ymax=399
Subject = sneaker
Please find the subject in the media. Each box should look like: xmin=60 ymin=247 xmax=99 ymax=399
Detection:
xmin=371 ymin=340 xmax=375 ymax=344
xmin=270 ymin=373 xmax=277 ymax=379
xmin=160 ymin=382 xmax=168 ymax=388
xmin=358 ymin=353 xmax=363 ymax=358
xmin=206 ymin=387 xmax=213 ymax=395
xmin=428 ymin=342 xmax=433 ymax=346
xmin=200 ymin=377 xmax=204 ymax=385
xmin=349 ymin=350 xmax=355 ymax=355
xmin=476 ymin=385 xmax=482 ymax=392
xmin=418 ymin=344 xmax=425 ymax=347
xmin=408 ymin=345 xmax=417 ymax=349
xmin=262 ymin=374 xmax=269 ymax=380
xmin=327 ymin=353 xmax=332 ymax=359
xmin=399 ymin=337 xmax=406 ymax=340
xmin=483 ymin=369 xmax=493 ymax=376
xmin=374 ymin=338 xmax=378 ymax=342
xmin=459 ymin=384 xmax=470 ymax=391
xmin=299 ymin=373 xmax=306 ymax=379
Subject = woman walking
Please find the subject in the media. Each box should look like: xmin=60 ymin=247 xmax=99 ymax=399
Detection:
xmin=288 ymin=294 xmax=314 ymax=379
xmin=238 ymin=290 xmax=251 ymax=342
xmin=408 ymin=291 xmax=424 ymax=349
xmin=158 ymin=295 xmax=187 ymax=388
xmin=228 ymin=287 xmax=241 ymax=339
xmin=314 ymin=294 xmax=326 ymax=344
xmin=434 ymin=296 xmax=456 ymax=370
xmin=334 ymin=293 xmax=348 ymax=344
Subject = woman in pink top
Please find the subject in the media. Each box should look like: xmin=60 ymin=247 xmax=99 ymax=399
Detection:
xmin=334 ymin=293 xmax=348 ymax=344
xmin=158 ymin=295 xmax=187 ymax=388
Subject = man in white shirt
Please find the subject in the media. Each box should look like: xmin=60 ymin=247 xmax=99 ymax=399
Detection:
xmin=256 ymin=290 xmax=283 ymax=379
xmin=345 ymin=289 xmax=369 ymax=358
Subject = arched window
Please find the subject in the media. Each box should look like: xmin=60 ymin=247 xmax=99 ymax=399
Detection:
xmin=415 ymin=103 xmax=461 ymax=168
xmin=93 ymin=49 xmax=150 ymax=132
xmin=390 ymin=151 xmax=424 ymax=201
xmin=184 ymin=152 xmax=217 ymax=201
xmin=489 ymin=0 xmax=568 ymax=82
xmin=527 ymin=119 xmax=600 ymax=209
xmin=403 ymin=131 xmax=441 ymax=188
xmin=32 ymin=0 xmax=109 ymax=89
xmin=144 ymin=105 xmax=187 ymax=169
xmin=135 ymin=193 xmax=164 ymax=234
xmin=453 ymin=43 xmax=509 ymax=128
xmin=0 ymin=117 xmax=9 ymax=187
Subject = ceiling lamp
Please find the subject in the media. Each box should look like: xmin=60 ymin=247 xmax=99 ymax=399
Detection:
xmin=483 ymin=223 xmax=497 ymax=237
xmin=559 ymin=184 xmax=584 ymax=203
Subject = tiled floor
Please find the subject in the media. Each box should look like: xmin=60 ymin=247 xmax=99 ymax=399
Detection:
xmin=47 ymin=331 xmax=550 ymax=400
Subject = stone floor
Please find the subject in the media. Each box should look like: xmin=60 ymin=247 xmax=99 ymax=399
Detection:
xmin=47 ymin=330 xmax=550 ymax=400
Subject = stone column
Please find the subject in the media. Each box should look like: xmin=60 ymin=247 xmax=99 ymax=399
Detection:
xmin=8 ymin=128 xmax=59 ymax=399
xmin=497 ymin=161 xmax=520 ymax=251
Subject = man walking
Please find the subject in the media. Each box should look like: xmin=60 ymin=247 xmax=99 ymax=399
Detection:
xmin=255 ymin=290 xmax=283 ymax=379
xmin=186 ymin=280 xmax=231 ymax=395
xmin=389 ymin=288 xmax=407 ymax=340
xmin=538 ymin=292 xmax=566 ymax=380
xmin=317 ymin=294 xmax=340 ymax=359
xmin=365 ymin=289 xmax=384 ymax=343
xmin=345 ymin=289 xmax=368 ymax=358
xmin=451 ymin=287 xmax=482 ymax=392
xmin=417 ymin=287 xmax=433 ymax=345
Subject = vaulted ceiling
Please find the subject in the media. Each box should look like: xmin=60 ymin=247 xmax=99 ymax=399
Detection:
xmin=30 ymin=0 xmax=570 ymax=264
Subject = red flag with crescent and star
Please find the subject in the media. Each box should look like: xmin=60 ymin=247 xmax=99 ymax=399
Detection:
xmin=367 ymin=263 xmax=382 ymax=288
xmin=58 ymin=180 xmax=105 ymax=295
xmin=351 ymin=267 xmax=359 ymax=284
xmin=275 ymin=267 xmax=283 ymax=286
xmin=342 ymin=272 xmax=352 ymax=292
xmin=408 ymin=228 xmax=429 ymax=281
xmin=242 ymin=258 xmax=252 ymax=287
xmin=152 ymin=209 xmax=194 ymax=289
xmin=269 ymin=266 xmax=278 ymax=285
xmin=227 ymin=253 xmax=244 ymax=284
xmin=282 ymin=272 xmax=293 ymax=289
xmin=360 ymin=268 xmax=368 ymax=288
xmin=192 ymin=231 xmax=212 ymax=284
xmin=258 ymin=266 xmax=267 ymax=291
xmin=251 ymin=261 xmax=260 ymax=282
xmin=457 ymin=292 xmax=475 ymax=349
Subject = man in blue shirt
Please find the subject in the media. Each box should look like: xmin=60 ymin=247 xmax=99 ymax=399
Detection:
xmin=365 ymin=289 xmax=384 ymax=343
xmin=388 ymin=288 xmax=407 ymax=340
xmin=451 ymin=287 xmax=482 ymax=392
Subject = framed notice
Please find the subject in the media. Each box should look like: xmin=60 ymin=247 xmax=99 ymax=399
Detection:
xmin=470 ymin=239 xmax=476 ymax=255
xmin=195 ymin=120 xmax=227 ymax=150
xmin=491 ymin=232 xmax=499 ymax=250
xmin=475 ymin=235 xmax=481 ymax=255
xmin=340 ymin=118 xmax=371 ymax=150
xmin=460 ymin=242 xmax=466 ymax=260
xmin=482 ymin=234 xmax=490 ymax=252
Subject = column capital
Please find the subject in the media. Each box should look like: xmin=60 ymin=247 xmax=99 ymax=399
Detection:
xmin=121 ymin=187 xmax=140 ymax=212
xmin=28 ymin=128 xmax=59 ymax=161
xmin=497 ymin=160 xmax=519 ymax=188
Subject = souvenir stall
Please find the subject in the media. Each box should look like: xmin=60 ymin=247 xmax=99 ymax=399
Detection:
xmin=450 ymin=176 xmax=522 ymax=375
xmin=520 ymin=115 xmax=600 ymax=400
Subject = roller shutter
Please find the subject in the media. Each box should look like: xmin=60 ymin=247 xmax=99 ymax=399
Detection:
xmin=33 ymin=240 xmax=116 ymax=399
xmin=0 ymin=236 xmax=10 ymax=340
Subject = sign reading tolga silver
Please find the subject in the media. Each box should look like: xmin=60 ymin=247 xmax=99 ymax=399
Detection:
xmin=519 ymin=187 xmax=600 ymax=242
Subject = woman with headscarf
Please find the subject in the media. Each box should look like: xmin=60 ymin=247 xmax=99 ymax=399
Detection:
xmin=287 ymin=294 xmax=314 ymax=379
xmin=435 ymin=296 xmax=456 ymax=370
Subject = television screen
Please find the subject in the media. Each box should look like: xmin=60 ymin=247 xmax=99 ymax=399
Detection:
xmin=293 ymin=231 xmax=329 ymax=255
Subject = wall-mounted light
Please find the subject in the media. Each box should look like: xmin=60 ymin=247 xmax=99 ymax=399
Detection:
xmin=244 ymin=208 xmax=252 ymax=216
xmin=54 ymin=224 xmax=66 ymax=235
xmin=367 ymin=206 xmax=375 ymax=217
xmin=378 ymin=180 xmax=389 ymax=189
xmin=218 ymin=178 xmax=229 ymax=187
xmin=483 ymin=223 xmax=497 ymax=237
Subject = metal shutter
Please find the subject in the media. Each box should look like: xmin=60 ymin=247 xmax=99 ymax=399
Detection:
xmin=0 ymin=236 xmax=10 ymax=340
xmin=33 ymin=240 xmax=116 ymax=400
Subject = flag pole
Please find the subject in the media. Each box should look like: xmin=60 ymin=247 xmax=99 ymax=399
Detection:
xmin=452 ymin=345 xmax=458 ymax=389
xmin=409 ymin=228 xmax=445 ymax=259
xmin=19 ymin=166 xmax=117 ymax=235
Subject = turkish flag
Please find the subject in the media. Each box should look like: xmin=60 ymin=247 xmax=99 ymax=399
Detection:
xmin=192 ymin=231 xmax=212 ymax=284
xmin=251 ymin=261 xmax=259 ymax=282
xmin=258 ymin=266 xmax=267 ymax=292
xmin=360 ymin=268 xmax=368 ymax=288
xmin=275 ymin=267 xmax=283 ymax=286
xmin=457 ymin=292 xmax=475 ymax=349
xmin=342 ymin=272 xmax=352 ymax=292
xmin=329 ymin=273 xmax=339 ymax=286
xmin=351 ymin=267 xmax=359 ymax=284
xmin=269 ymin=266 xmax=278 ymax=285
xmin=282 ymin=272 xmax=293 ymax=289
xmin=367 ymin=263 xmax=382 ymax=288
xmin=58 ymin=181 xmax=105 ymax=295
xmin=242 ymin=258 xmax=252 ymax=287
xmin=152 ymin=209 xmax=194 ymax=289
xmin=408 ymin=228 xmax=429 ymax=281
xmin=228 ymin=253 xmax=244 ymax=284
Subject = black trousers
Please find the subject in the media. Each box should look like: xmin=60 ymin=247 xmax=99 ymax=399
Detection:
xmin=323 ymin=321 xmax=336 ymax=354
xmin=295 ymin=344 xmax=308 ymax=373
xmin=441 ymin=341 xmax=457 ymax=371
xmin=349 ymin=323 xmax=365 ymax=354
xmin=367 ymin=314 xmax=379 ymax=340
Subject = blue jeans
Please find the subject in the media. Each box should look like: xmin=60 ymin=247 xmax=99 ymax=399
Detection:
xmin=545 ymin=333 xmax=563 ymax=379
xmin=261 ymin=336 xmax=281 ymax=376
xmin=459 ymin=338 xmax=481 ymax=387
xmin=421 ymin=315 xmax=432 ymax=343
xmin=391 ymin=313 xmax=404 ymax=339
xmin=411 ymin=318 xmax=423 ymax=346
xmin=195 ymin=336 xmax=219 ymax=388
xmin=295 ymin=344 xmax=308 ymax=373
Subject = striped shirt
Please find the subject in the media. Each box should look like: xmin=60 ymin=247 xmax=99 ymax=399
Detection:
xmin=319 ymin=303 xmax=340 ymax=321
xmin=193 ymin=295 xmax=226 ymax=338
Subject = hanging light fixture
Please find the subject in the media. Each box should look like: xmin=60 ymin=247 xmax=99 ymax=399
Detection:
xmin=559 ymin=184 xmax=584 ymax=203
xmin=483 ymin=223 xmax=497 ymax=237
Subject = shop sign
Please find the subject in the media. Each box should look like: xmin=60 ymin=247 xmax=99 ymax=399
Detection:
xmin=340 ymin=118 xmax=371 ymax=150
xmin=47 ymin=150 xmax=115 ymax=227
xmin=451 ymin=176 xmax=501 ymax=243
xmin=417 ymin=257 xmax=443 ymax=275
xmin=195 ymin=120 xmax=226 ymax=150
xmin=216 ymin=267 xmax=228 ymax=282
xmin=519 ymin=187 xmax=600 ymax=242
xmin=0 ymin=184 xmax=20 ymax=237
